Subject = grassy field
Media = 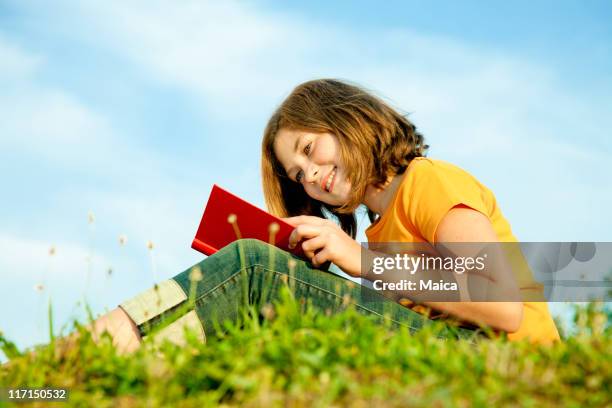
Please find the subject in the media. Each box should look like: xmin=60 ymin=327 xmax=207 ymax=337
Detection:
xmin=1 ymin=286 xmax=610 ymax=407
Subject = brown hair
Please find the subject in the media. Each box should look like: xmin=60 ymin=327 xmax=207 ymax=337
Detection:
xmin=261 ymin=79 xmax=428 ymax=239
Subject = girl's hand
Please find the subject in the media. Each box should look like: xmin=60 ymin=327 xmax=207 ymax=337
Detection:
xmin=282 ymin=215 xmax=362 ymax=277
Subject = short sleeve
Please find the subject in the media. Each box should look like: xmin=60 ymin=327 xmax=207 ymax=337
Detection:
xmin=404 ymin=159 xmax=490 ymax=243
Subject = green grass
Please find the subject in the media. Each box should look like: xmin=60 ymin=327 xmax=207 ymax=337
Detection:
xmin=1 ymin=288 xmax=610 ymax=407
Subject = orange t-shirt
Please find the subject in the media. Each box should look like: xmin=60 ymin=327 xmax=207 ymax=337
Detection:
xmin=365 ymin=157 xmax=560 ymax=344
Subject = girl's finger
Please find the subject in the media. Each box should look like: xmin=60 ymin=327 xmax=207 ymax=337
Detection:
xmin=301 ymin=235 xmax=327 ymax=259
xmin=311 ymin=247 xmax=331 ymax=268
xmin=288 ymin=224 xmax=322 ymax=249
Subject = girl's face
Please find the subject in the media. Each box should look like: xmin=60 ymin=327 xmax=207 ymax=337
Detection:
xmin=273 ymin=128 xmax=352 ymax=206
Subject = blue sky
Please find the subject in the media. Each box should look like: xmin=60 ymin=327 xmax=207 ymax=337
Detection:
xmin=1 ymin=0 xmax=610 ymax=359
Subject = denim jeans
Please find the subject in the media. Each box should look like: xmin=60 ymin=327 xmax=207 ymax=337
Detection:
xmin=119 ymin=239 xmax=479 ymax=346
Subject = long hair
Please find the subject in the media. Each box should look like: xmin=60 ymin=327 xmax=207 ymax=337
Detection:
xmin=261 ymin=79 xmax=428 ymax=239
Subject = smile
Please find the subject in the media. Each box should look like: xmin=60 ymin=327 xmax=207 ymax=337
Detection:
xmin=323 ymin=167 xmax=336 ymax=192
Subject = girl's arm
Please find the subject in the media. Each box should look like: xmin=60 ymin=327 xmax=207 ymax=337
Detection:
xmin=423 ymin=206 xmax=523 ymax=333
xmin=285 ymin=209 xmax=524 ymax=333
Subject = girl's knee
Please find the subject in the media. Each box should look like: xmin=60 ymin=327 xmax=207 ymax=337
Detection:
xmin=225 ymin=238 xmax=279 ymax=267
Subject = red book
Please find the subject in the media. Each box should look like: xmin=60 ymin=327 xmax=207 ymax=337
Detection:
xmin=192 ymin=184 xmax=305 ymax=259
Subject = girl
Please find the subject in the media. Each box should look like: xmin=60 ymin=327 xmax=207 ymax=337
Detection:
xmin=260 ymin=79 xmax=559 ymax=344
xmin=75 ymin=79 xmax=559 ymax=355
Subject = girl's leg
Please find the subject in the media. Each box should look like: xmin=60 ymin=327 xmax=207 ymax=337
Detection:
xmin=111 ymin=238 xmax=477 ymax=350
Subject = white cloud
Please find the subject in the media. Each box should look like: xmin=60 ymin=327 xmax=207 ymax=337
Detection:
xmin=0 ymin=37 xmax=116 ymax=168
xmin=0 ymin=34 xmax=43 ymax=78
xmin=77 ymin=191 xmax=205 ymax=276
xmin=47 ymin=0 xmax=610 ymax=156
xmin=51 ymin=0 xmax=318 ymax=118
xmin=0 ymin=232 xmax=115 ymax=283
xmin=0 ymin=88 xmax=111 ymax=157
xmin=0 ymin=32 xmax=187 ymax=184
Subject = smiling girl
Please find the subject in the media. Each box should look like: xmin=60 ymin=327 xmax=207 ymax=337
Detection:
xmin=66 ymin=79 xmax=559 ymax=355
xmin=261 ymin=79 xmax=560 ymax=344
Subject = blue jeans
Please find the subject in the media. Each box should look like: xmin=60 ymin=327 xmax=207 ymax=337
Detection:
xmin=119 ymin=239 xmax=478 ymax=345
